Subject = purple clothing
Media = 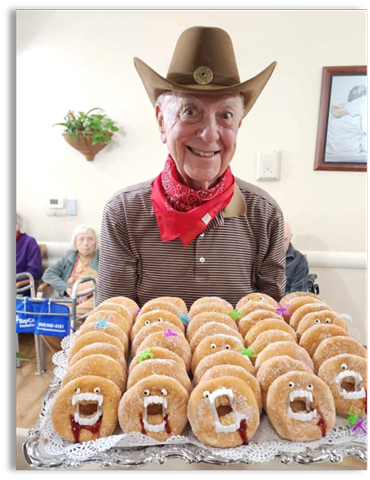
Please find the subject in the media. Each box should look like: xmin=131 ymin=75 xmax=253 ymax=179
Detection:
xmin=16 ymin=233 xmax=43 ymax=280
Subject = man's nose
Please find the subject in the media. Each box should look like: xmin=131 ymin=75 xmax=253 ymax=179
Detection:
xmin=197 ymin=116 xmax=220 ymax=143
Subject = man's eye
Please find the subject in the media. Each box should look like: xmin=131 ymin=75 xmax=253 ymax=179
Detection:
xmin=222 ymin=112 xmax=232 ymax=120
xmin=185 ymin=108 xmax=195 ymax=116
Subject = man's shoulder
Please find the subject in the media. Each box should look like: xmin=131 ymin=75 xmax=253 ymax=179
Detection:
xmin=105 ymin=179 xmax=154 ymax=207
xmin=235 ymin=177 xmax=283 ymax=215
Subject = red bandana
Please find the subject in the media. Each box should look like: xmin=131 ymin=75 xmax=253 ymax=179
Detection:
xmin=151 ymin=155 xmax=235 ymax=246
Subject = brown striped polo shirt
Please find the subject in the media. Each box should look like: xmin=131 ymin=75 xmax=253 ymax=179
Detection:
xmin=97 ymin=177 xmax=286 ymax=309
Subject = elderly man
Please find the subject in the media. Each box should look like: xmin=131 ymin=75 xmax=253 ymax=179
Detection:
xmin=98 ymin=26 xmax=285 ymax=307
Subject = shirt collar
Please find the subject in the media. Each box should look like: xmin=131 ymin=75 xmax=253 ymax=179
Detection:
xmin=222 ymin=183 xmax=246 ymax=218
xmin=286 ymin=243 xmax=295 ymax=259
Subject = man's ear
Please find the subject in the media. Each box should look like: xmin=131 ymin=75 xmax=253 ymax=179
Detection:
xmin=155 ymin=104 xmax=166 ymax=144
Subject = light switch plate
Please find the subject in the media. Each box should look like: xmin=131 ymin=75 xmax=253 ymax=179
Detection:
xmin=256 ymin=150 xmax=281 ymax=181
xmin=67 ymin=199 xmax=77 ymax=216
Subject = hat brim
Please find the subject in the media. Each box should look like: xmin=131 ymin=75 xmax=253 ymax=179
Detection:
xmin=134 ymin=57 xmax=277 ymax=118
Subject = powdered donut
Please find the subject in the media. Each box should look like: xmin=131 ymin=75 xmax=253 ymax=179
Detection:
xmin=118 ymin=375 xmax=188 ymax=441
xmin=129 ymin=347 xmax=186 ymax=374
xmin=138 ymin=300 xmax=182 ymax=320
xmin=101 ymin=296 xmax=139 ymax=322
xmin=90 ymin=303 xmax=133 ymax=327
xmin=238 ymin=311 xmax=283 ymax=339
xmin=77 ymin=322 xmax=129 ymax=358
xmin=51 ymin=376 xmax=121 ymax=442
xmin=131 ymin=322 xmax=185 ymax=356
xmin=61 ymin=354 xmax=127 ymax=393
xmin=191 ymin=334 xmax=244 ymax=373
xmin=251 ymin=330 xmax=296 ymax=362
xmin=313 ymin=336 xmax=367 ymax=373
xmin=256 ymin=355 xmax=313 ymax=407
xmin=188 ymin=377 xmax=259 ymax=447
xmin=194 ymin=350 xmax=254 ymax=386
xmin=245 ymin=318 xmax=297 ymax=346
xmin=186 ymin=312 xmax=238 ymax=342
xmin=280 ymin=297 xmax=325 ymax=323
xmin=131 ymin=309 xmax=185 ymax=341
xmin=318 ymin=353 xmax=367 ymax=415
xmin=137 ymin=331 xmax=192 ymax=372
xmin=280 ymin=292 xmax=325 ymax=306
xmin=188 ymin=301 xmax=230 ymax=319
xmin=290 ymin=303 xmax=334 ymax=331
xmin=297 ymin=311 xmax=349 ymax=341
xmin=200 ymin=365 xmax=262 ymax=413
xmin=82 ymin=311 xmax=131 ymax=337
xmin=127 ymin=359 xmax=191 ymax=394
xmin=237 ymin=301 xmax=277 ymax=323
xmin=254 ymin=341 xmax=314 ymax=372
xmin=68 ymin=331 xmax=125 ymax=363
xmin=68 ymin=342 xmax=127 ymax=371
xmin=190 ymin=322 xmax=244 ymax=352
xmin=236 ymin=293 xmax=278 ymax=310
xmin=190 ymin=297 xmax=233 ymax=311
xmin=299 ymin=324 xmax=349 ymax=357
xmin=144 ymin=297 xmax=188 ymax=314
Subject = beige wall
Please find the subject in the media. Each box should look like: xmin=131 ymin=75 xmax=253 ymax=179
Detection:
xmin=16 ymin=10 xmax=367 ymax=339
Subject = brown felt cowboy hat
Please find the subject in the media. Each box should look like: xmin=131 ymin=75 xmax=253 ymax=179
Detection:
xmin=134 ymin=26 xmax=277 ymax=118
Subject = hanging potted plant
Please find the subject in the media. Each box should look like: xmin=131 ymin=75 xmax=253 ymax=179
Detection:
xmin=53 ymin=108 xmax=119 ymax=161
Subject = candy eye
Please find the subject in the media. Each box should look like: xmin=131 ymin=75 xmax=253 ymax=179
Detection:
xmin=248 ymin=298 xmax=253 ymax=302
xmin=203 ymin=391 xmax=210 ymax=398
xmin=143 ymin=389 xmax=150 ymax=396
xmin=289 ymin=382 xmax=295 ymax=388
xmin=307 ymin=384 xmax=313 ymax=390
xmin=158 ymin=318 xmax=163 ymax=322
xmin=211 ymin=343 xmax=216 ymax=349
xmin=144 ymin=320 xmax=150 ymax=325
xmin=75 ymin=388 xmax=81 ymax=394
xmin=225 ymin=345 xmax=231 ymax=350
xmin=161 ymin=388 xmax=168 ymax=396
xmin=314 ymin=319 xmax=320 ymax=324
xmin=341 ymin=363 xmax=348 ymax=370
xmin=259 ymin=297 xmax=264 ymax=301
xmin=94 ymin=387 xmax=100 ymax=393
xmin=325 ymin=318 xmax=331 ymax=323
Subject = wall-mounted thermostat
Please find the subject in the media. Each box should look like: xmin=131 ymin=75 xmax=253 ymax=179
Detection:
xmin=47 ymin=197 xmax=65 ymax=209
xmin=256 ymin=150 xmax=281 ymax=181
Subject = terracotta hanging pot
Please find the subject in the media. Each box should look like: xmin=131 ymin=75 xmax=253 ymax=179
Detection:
xmin=62 ymin=132 xmax=112 ymax=161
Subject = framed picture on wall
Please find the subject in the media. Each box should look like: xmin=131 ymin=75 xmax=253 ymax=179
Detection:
xmin=314 ymin=65 xmax=367 ymax=172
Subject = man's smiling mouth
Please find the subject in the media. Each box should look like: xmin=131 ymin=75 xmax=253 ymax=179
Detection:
xmin=187 ymin=146 xmax=220 ymax=157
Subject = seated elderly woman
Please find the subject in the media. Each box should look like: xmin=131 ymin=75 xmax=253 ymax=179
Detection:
xmin=98 ymin=26 xmax=285 ymax=307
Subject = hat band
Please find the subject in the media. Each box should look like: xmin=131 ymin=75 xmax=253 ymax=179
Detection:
xmin=166 ymin=72 xmax=240 ymax=87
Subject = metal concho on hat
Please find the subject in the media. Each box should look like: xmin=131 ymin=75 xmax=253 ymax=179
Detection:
xmin=193 ymin=66 xmax=214 ymax=85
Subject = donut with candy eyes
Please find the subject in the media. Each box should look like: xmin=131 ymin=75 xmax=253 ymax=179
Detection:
xmin=289 ymin=304 xmax=333 ymax=331
xmin=280 ymin=298 xmax=325 ymax=324
xmin=313 ymin=336 xmax=367 ymax=373
xmin=266 ymin=371 xmax=336 ymax=441
xmin=296 ymin=311 xmax=349 ymax=341
xmin=131 ymin=310 xmax=185 ymax=341
xmin=191 ymin=334 xmax=244 ymax=373
xmin=299 ymin=324 xmax=349 ymax=357
xmin=250 ymin=330 xmax=296 ymax=363
xmin=236 ymin=293 xmax=278 ymax=310
xmin=190 ymin=297 xmax=233 ymax=312
xmin=100 ymin=296 xmax=139 ymax=323
xmin=129 ymin=346 xmax=186 ymax=374
xmin=190 ymin=322 xmax=244 ymax=352
xmin=186 ymin=312 xmax=238 ymax=343
xmin=89 ymin=303 xmax=133 ymax=327
xmin=279 ymin=291 xmax=325 ymax=306
xmin=144 ymin=296 xmax=188 ymax=314
xmin=245 ymin=318 xmax=297 ymax=346
xmin=238 ymin=311 xmax=284 ymax=339
xmin=131 ymin=321 xmax=184 ymax=355
xmin=188 ymin=301 xmax=230 ymax=319
xmin=137 ymin=301 xmax=182 ymax=319
xmin=254 ymin=341 xmax=314 ymax=372
xmin=237 ymin=302 xmax=277 ymax=324
xmin=82 ymin=311 xmax=131 ymax=337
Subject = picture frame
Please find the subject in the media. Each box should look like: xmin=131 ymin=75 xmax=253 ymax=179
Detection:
xmin=314 ymin=65 xmax=367 ymax=172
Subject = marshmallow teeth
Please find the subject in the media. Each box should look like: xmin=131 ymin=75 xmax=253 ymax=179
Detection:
xmin=188 ymin=147 xmax=217 ymax=157
xmin=207 ymin=388 xmax=245 ymax=434
xmin=335 ymin=370 xmax=366 ymax=400
xmin=72 ymin=393 xmax=103 ymax=426
xmin=143 ymin=396 xmax=168 ymax=433
xmin=287 ymin=390 xmax=318 ymax=422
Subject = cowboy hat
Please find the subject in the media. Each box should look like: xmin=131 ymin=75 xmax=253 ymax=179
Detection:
xmin=134 ymin=26 xmax=277 ymax=118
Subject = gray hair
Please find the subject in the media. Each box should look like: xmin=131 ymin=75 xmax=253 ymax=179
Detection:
xmin=71 ymin=225 xmax=99 ymax=251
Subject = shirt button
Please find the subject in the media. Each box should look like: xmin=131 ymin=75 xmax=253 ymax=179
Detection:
xmin=199 ymin=257 xmax=205 ymax=263
xmin=200 ymin=233 xmax=205 ymax=237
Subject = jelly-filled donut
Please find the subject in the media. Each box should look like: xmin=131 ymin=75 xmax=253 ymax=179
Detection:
xmin=131 ymin=310 xmax=185 ymax=341
xmin=200 ymin=365 xmax=262 ymax=413
xmin=299 ymin=324 xmax=349 ymax=357
xmin=129 ymin=347 xmax=186 ymax=374
xmin=68 ymin=342 xmax=127 ymax=371
xmin=138 ymin=301 xmax=182 ymax=319
xmin=236 ymin=293 xmax=278 ymax=310
xmin=188 ymin=377 xmax=259 ymax=447
xmin=189 ymin=302 xmax=229 ymax=319
xmin=68 ymin=331 xmax=125 ymax=363
xmin=254 ymin=341 xmax=314 ymax=372
xmin=137 ymin=331 xmax=192 ymax=372
xmin=127 ymin=359 xmax=191 ymax=394
xmin=256 ymin=355 xmax=313 ymax=407
xmin=280 ymin=292 xmax=325 ymax=306
xmin=238 ymin=311 xmax=283 ymax=339
xmin=101 ymin=297 xmax=139 ymax=322
xmin=190 ymin=322 xmax=243 ymax=352
xmin=191 ymin=334 xmax=244 ymax=373
xmin=296 ymin=311 xmax=349 ymax=341
xmin=89 ymin=303 xmax=133 ymax=327
xmin=194 ymin=350 xmax=254 ymax=386
xmin=77 ymin=321 xmax=129 ymax=356
xmin=318 ymin=354 xmax=367 ymax=415
xmin=132 ymin=322 xmax=184 ymax=355
xmin=191 ymin=297 xmax=233 ymax=311
xmin=238 ymin=301 xmax=277 ymax=321
xmin=289 ymin=304 xmax=333 ymax=331
xmin=118 ymin=375 xmax=188 ymax=441
xmin=313 ymin=336 xmax=367 ymax=373
xmin=280 ymin=297 xmax=325 ymax=323
xmin=82 ymin=311 xmax=131 ymax=337
xmin=266 ymin=371 xmax=336 ymax=441
xmin=186 ymin=312 xmax=238 ymax=342
xmin=51 ymin=376 xmax=121 ymax=443
xmin=245 ymin=318 xmax=297 ymax=346
xmin=251 ymin=330 xmax=296 ymax=362
xmin=144 ymin=296 xmax=188 ymax=314
xmin=62 ymin=354 xmax=127 ymax=393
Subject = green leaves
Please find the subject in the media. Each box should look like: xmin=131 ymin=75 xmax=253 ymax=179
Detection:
xmin=16 ymin=352 xmax=30 ymax=361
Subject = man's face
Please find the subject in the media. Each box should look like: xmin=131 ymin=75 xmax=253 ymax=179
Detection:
xmin=156 ymin=93 xmax=243 ymax=190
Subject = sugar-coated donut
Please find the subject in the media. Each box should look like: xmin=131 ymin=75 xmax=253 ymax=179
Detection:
xmin=254 ymin=341 xmax=314 ymax=372
xmin=138 ymin=300 xmax=182 ymax=319
xmin=313 ymin=336 xmax=367 ymax=373
xmin=118 ymin=375 xmax=188 ymax=441
xmin=299 ymin=324 xmax=349 ymax=357
xmin=251 ymin=330 xmax=296 ymax=362
xmin=236 ymin=293 xmax=278 ymax=310
xmin=245 ymin=318 xmax=297 ymax=346
xmin=51 ymin=376 xmax=121 ymax=443
xmin=194 ymin=350 xmax=254 ymax=386
xmin=129 ymin=347 xmax=186 ymax=374
xmin=77 ymin=322 xmax=128 ymax=358
xmin=190 ymin=322 xmax=243 ymax=351
xmin=188 ymin=377 xmax=259 ymax=447
xmin=256 ymin=355 xmax=313 ymax=407
xmin=297 ymin=311 xmax=349 ymax=341
xmin=68 ymin=342 xmax=127 ymax=371
xmin=238 ymin=311 xmax=283 ymax=339
xmin=190 ymin=297 xmax=233 ymax=311
xmin=280 ymin=297 xmax=325 ymax=323
xmin=61 ymin=354 xmax=127 ymax=392
xmin=137 ymin=331 xmax=192 ymax=372
xmin=289 ymin=303 xmax=333 ymax=331
xmin=131 ymin=322 xmax=184 ymax=355
xmin=237 ymin=302 xmax=277 ymax=323
xmin=131 ymin=309 xmax=185 ymax=341
xmin=186 ymin=312 xmax=238 ymax=342
xmin=191 ymin=334 xmax=244 ymax=373
xmin=144 ymin=297 xmax=188 ymax=314
xmin=188 ymin=301 xmax=230 ymax=319
xmin=280 ymin=292 xmax=325 ymax=306
xmin=83 ymin=311 xmax=131 ymax=337
xmin=127 ymin=359 xmax=191 ymax=394
xmin=318 ymin=354 xmax=367 ymax=415
xmin=266 ymin=371 xmax=336 ymax=441
xmin=200 ymin=365 xmax=262 ymax=413
xmin=101 ymin=296 xmax=139 ymax=322
xmin=68 ymin=331 xmax=125 ymax=363
xmin=90 ymin=303 xmax=133 ymax=327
